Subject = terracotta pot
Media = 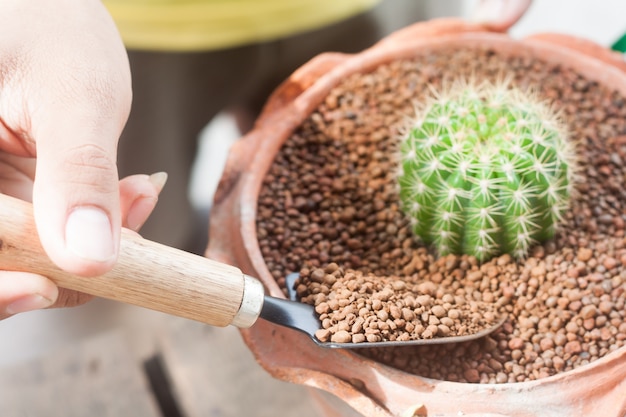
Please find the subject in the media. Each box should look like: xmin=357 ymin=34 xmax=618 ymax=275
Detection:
xmin=207 ymin=18 xmax=626 ymax=417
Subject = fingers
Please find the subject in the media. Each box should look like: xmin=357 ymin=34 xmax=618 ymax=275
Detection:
xmin=471 ymin=0 xmax=533 ymax=31
xmin=0 ymin=273 xmax=95 ymax=321
xmin=0 ymin=173 xmax=166 ymax=321
xmin=119 ymin=172 xmax=168 ymax=232
xmin=0 ymin=272 xmax=58 ymax=320
xmin=48 ymin=288 xmax=94 ymax=311
xmin=0 ymin=1 xmax=167 ymax=318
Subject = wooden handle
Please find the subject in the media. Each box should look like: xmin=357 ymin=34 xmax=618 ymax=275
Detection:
xmin=0 ymin=194 xmax=264 ymax=328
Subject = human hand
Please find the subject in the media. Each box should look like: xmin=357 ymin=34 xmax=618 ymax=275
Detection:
xmin=0 ymin=0 xmax=163 ymax=319
xmin=471 ymin=0 xmax=533 ymax=31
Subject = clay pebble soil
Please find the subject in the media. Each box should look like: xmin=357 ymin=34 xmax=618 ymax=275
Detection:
xmin=297 ymin=263 xmax=501 ymax=344
xmin=256 ymin=46 xmax=626 ymax=383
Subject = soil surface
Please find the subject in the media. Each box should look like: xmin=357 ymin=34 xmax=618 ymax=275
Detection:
xmin=256 ymin=46 xmax=626 ymax=383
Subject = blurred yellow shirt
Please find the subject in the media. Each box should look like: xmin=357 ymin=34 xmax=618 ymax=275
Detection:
xmin=104 ymin=0 xmax=381 ymax=51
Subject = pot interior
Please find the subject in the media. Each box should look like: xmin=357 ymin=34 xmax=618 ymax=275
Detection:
xmin=252 ymin=40 xmax=626 ymax=384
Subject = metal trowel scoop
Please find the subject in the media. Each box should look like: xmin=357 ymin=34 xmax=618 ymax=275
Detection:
xmin=0 ymin=194 xmax=503 ymax=348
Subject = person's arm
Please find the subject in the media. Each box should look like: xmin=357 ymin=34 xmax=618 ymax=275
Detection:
xmin=0 ymin=0 xmax=163 ymax=319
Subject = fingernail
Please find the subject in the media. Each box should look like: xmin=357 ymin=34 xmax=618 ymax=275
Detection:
xmin=149 ymin=172 xmax=168 ymax=193
xmin=65 ymin=207 xmax=115 ymax=262
xmin=6 ymin=294 xmax=54 ymax=315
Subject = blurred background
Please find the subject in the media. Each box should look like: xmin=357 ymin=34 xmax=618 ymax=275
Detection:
xmin=1 ymin=1 xmax=624 ymax=416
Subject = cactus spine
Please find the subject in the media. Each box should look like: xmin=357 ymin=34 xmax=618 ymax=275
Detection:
xmin=398 ymin=80 xmax=576 ymax=261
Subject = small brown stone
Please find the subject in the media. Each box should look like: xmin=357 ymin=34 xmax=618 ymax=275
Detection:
xmin=577 ymin=248 xmax=593 ymax=262
xmin=564 ymin=340 xmax=582 ymax=354
xmin=431 ymin=305 xmax=447 ymax=318
xmin=580 ymin=304 xmax=598 ymax=320
xmin=508 ymin=338 xmax=524 ymax=350
xmin=602 ymin=257 xmax=618 ymax=270
xmin=463 ymin=368 xmax=480 ymax=383
xmin=315 ymin=328 xmax=331 ymax=342
xmin=331 ymin=330 xmax=352 ymax=344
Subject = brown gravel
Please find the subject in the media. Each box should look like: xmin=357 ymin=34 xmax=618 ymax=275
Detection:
xmin=255 ymin=46 xmax=626 ymax=383
xmin=297 ymin=262 xmax=501 ymax=344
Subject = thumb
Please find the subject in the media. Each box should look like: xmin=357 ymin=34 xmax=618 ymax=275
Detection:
xmin=33 ymin=119 xmax=124 ymax=277
xmin=0 ymin=0 xmax=132 ymax=278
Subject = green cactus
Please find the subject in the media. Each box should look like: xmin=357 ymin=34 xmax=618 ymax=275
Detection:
xmin=398 ymin=80 xmax=577 ymax=261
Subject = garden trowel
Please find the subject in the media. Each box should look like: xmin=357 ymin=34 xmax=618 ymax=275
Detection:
xmin=0 ymin=193 xmax=503 ymax=348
